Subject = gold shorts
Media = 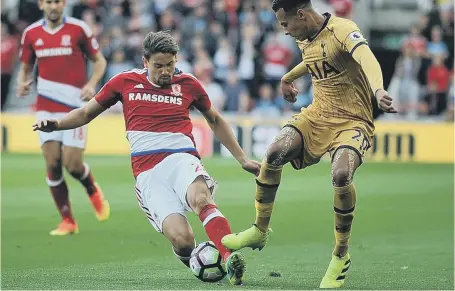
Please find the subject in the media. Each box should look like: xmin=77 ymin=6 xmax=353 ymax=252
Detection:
xmin=285 ymin=109 xmax=374 ymax=170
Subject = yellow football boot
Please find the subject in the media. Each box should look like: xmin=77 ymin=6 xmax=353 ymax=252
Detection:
xmin=319 ymin=253 xmax=351 ymax=288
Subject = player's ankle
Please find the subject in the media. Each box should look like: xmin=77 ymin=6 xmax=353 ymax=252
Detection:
xmin=63 ymin=217 xmax=76 ymax=224
xmin=253 ymin=223 xmax=268 ymax=233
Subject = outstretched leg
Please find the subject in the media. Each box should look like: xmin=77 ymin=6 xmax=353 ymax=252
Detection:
xmin=162 ymin=214 xmax=196 ymax=268
xmin=222 ymin=126 xmax=302 ymax=251
xmin=320 ymin=147 xmax=361 ymax=289
xmin=187 ymin=176 xmax=245 ymax=285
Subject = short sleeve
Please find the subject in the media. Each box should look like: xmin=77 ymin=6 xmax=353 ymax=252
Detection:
xmin=79 ymin=23 xmax=99 ymax=59
xmin=95 ymin=74 xmax=123 ymax=108
xmin=187 ymin=75 xmax=212 ymax=112
xmin=20 ymin=30 xmax=35 ymax=64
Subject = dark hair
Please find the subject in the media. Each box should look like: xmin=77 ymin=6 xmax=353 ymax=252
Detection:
xmin=271 ymin=0 xmax=311 ymax=13
xmin=142 ymin=31 xmax=179 ymax=59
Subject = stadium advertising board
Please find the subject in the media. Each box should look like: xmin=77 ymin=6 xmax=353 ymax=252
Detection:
xmin=1 ymin=114 xmax=453 ymax=163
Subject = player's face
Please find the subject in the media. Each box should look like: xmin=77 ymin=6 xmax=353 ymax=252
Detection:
xmin=39 ymin=0 xmax=65 ymax=23
xmin=275 ymin=8 xmax=307 ymax=41
xmin=144 ymin=53 xmax=177 ymax=87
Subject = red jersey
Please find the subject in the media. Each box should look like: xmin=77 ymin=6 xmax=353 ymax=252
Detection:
xmin=20 ymin=17 xmax=99 ymax=112
xmin=427 ymin=65 xmax=450 ymax=93
xmin=95 ymin=69 xmax=212 ymax=178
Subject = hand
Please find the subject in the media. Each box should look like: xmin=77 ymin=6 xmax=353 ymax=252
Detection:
xmin=17 ymin=79 xmax=33 ymax=98
xmin=376 ymin=89 xmax=397 ymax=113
xmin=80 ymin=84 xmax=96 ymax=101
xmin=32 ymin=119 xmax=59 ymax=132
xmin=241 ymin=159 xmax=261 ymax=176
xmin=281 ymin=79 xmax=299 ymax=103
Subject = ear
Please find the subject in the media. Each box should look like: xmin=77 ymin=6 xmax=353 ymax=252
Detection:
xmin=297 ymin=8 xmax=305 ymax=19
xmin=142 ymin=56 xmax=148 ymax=68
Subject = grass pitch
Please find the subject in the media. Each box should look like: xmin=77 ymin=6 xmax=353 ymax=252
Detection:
xmin=1 ymin=154 xmax=453 ymax=290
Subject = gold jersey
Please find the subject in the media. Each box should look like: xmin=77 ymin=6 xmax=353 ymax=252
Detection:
xmin=296 ymin=13 xmax=374 ymax=127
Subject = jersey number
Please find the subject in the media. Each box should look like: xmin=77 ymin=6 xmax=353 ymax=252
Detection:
xmin=73 ymin=128 xmax=84 ymax=140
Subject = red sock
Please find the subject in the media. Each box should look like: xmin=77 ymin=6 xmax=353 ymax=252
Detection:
xmin=47 ymin=176 xmax=75 ymax=223
xmin=199 ymin=204 xmax=232 ymax=261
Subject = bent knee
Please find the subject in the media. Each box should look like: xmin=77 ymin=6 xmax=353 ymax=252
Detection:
xmin=64 ymin=160 xmax=84 ymax=175
xmin=45 ymin=159 xmax=63 ymax=180
xmin=332 ymin=168 xmax=351 ymax=187
xmin=265 ymin=127 xmax=301 ymax=166
xmin=187 ymin=177 xmax=213 ymax=214
xmin=265 ymin=143 xmax=282 ymax=164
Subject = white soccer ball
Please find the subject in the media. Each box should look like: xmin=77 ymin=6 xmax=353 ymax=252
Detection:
xmin=189 ymin=241 xmax=226 ymax=282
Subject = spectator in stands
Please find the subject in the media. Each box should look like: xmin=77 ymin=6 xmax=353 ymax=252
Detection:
xmin=262 ymin=32 xmax=293 ymax=87
xmin=213 ymin=38 xmax=235 ymax=84
xmin=251 ymin=84 xmax=281 ymax=117
xmin=425 ymin=54 xmax=450 ymax=115
xmin=224 ymin=71 xmax=249 ymax=112
xmin=196 ymin=67 xmax=226 ymax=112
xmin=446 ymin=72 xmax=454 ymax=121
xmin=1 ymin=21 xmax=18 ymax=110
xmin=105 ymin=50 xmax=134 ymax=82
xmin=404 ymin=24 xmax=428 ymax=57
xmin=330 ymin=0 xmax=353 ymax=19
xmin=388 ymin=44 xmax=421 ymax=119
xmin=427 ymin=26 xmax=449 ymax=59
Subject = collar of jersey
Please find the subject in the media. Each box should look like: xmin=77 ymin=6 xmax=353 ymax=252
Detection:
xmin=308 ymin=12 xmax=331 ymax=42
xmin=42 ymin=17 xmax=66 ymax=34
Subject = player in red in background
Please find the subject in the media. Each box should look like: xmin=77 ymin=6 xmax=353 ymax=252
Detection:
xmin=33 ymin=31 xmax=260 ymax=286
xmin=17 ymin=0 xmax=108 ymax=236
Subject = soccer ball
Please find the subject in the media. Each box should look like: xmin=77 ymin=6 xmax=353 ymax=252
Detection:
xmin=189 ymin=241 xmax=226 ymax=282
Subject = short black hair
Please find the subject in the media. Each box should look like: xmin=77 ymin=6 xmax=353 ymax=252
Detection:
xmin=272 ymin=0 xmax=311 ymax=13
xmin=142 ymin=31 xmax=179 ymax=59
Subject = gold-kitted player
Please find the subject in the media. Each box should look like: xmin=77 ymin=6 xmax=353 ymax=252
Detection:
xmin=222 ymin=0 xmax=397 ymax=288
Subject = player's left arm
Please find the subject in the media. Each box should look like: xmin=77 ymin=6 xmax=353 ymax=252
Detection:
xmin=337 ymin=23 xmax=397 ymax=113
xmin=201 ymin=107 xmax=260 ymax=176
xmin=80 ymin=25 xmax=107 ymax=101
xmin=190 ymin=76 xmax=260 ymax=175
xmin=82 ymin=51 xmax=107 ymax=100
xmin=351 ymin=45 xmax=396 ymax=113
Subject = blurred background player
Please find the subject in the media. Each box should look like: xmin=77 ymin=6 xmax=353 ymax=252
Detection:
xmin=222 ymin=0 xmax=397 ymax=288
xmin=32 ymin=31 xmax=261 ymax=286
xmin=17 ymin=0 xmax=108 ymax=235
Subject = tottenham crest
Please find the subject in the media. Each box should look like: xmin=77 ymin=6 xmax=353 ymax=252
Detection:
xmin=171 ymin=84 xmax=183 ymax=96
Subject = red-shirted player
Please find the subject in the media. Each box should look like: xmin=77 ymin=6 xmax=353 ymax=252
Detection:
xmin=17 ymin=0 xmax=108 ymax=236
xmin=33 ymin=31 xmax=260 ymax=285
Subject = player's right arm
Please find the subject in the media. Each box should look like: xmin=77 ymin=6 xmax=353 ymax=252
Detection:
xmin=33 ymin=98 xmax=106 ymax=132
xmin=17 ymin=29 xmax=35 ymax=97
xmin=33 ymin=74 xmax=123 ymax=132
xmin=281 ymin=61 xmax=308 ymax=103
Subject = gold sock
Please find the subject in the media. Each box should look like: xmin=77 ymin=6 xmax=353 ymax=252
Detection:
xmin=333 ymin=183 xmax=356 ymax=257
xmin=254 ymin=161 xmax=282 ymax=232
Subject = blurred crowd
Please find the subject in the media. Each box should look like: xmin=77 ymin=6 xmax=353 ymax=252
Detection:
xmin=1 ymin=0 xmax=453 ymax=120
xmin=388 ymin=0 xmax=454 ymax=120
